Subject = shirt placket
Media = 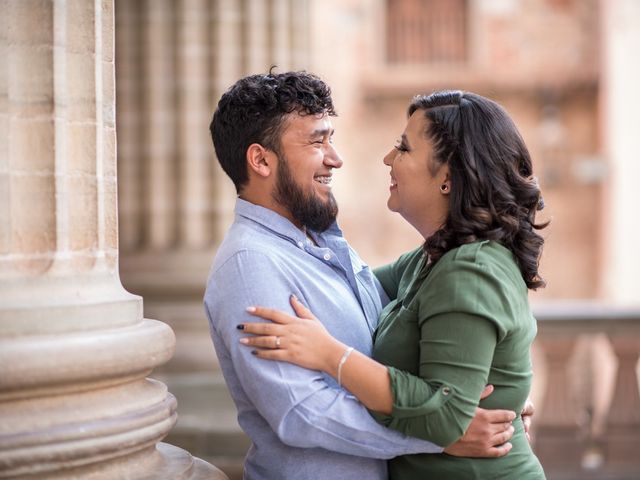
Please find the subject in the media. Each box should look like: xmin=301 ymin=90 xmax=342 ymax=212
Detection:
xmin=318 ymin=237 xmax=378 ymax=335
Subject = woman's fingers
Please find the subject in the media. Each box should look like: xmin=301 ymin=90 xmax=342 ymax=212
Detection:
xmin=251 ymin=348 xmax=290 ymax=361
xmin=239 ymin=321 xmax=283 ymax=335
xmin=245 ymin=306 xmax=295 ymax=324
xmin=479 ymin=384 xmax=494 ymax=400
xmin=289 ymin=295 xmax=315 ymax=320
xmin=240 ymin=335 xmax=283 ymax=349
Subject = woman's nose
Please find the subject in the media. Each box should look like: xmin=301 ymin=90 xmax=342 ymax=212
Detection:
xmin=383 ymin=148 xmax=396 ymax=166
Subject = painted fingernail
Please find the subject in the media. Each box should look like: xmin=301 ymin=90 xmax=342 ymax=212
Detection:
xmin=236 ymin=324 xmax=245 ymax=330
xmin=246 ymin=306 xmax=256 ymax=313
xmin=239 ymin=338 xmax=249 ymax=344
xmin=251 ymin=350 xmax=258 ymax=355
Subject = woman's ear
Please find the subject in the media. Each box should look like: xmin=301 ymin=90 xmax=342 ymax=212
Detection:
xmin=439 ymin=166 xmax=451 ymax=195
xmin=246 ymin=143 xmax=273 ymax=178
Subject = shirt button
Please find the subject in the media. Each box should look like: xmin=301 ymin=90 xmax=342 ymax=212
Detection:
xmin=442 ymin=387 xmax=451 ymax=396
xmin=297 ymin=241 xmax=304 ymax=248
xmin=323 ymin=253 xmax=331 ymax=261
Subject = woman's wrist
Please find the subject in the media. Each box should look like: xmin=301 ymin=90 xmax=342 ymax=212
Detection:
xmin=324 ymin=340 xmax=349 ymax=378
xmin=337 ymin=346 xmax=354 ymax=387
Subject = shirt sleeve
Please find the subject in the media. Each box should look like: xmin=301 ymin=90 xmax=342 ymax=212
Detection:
xmin=205 ymin=249 xmax=443 ymax=458
xmin=372 ymin=256 xmax=509 ymax=447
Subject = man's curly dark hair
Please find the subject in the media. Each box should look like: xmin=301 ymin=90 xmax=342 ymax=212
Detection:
xmin=409 ymin=90 xmax=548 ymax=290
xmin=210 ymin=70 xmax=336 ymax=193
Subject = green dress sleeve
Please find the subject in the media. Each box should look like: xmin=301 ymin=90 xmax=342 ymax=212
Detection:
xmin=373 ymin=244 xmax=518 ymax=447
xmin=385 ymin=312 xmax=497 ymax=447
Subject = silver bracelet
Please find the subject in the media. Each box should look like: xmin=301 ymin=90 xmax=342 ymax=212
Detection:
xmin=337 ymin=346 xmax=354 ymax=388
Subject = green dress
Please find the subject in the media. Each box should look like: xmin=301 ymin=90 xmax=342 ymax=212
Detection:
xmin=372 ymin=241 xmax=545 ymax=479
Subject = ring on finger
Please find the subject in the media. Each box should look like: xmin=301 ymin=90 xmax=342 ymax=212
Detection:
xmin=275 ymin=336 xmax=281 ymax=349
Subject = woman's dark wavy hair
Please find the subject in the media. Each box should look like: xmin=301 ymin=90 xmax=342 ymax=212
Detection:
xmin=210 ymin=70 xmax=336 ymax=193
xmin=409 ymin=90 xmax=548 ymax=290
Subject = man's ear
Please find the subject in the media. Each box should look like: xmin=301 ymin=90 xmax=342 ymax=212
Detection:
xmin=246 ymin=143 xmax=274 ymax=178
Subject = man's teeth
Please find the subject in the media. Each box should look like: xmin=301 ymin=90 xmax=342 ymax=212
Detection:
xmin=390 ymin=179 xmax=397 ymax=187
xmin=314 ymin=176 xmax=332 ymax=185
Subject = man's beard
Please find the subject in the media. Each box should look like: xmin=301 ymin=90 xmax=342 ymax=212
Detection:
xmin=273 ymin=154 xmax=338 ymax=232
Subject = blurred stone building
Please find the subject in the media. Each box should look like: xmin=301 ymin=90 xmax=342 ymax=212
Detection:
xmin=111 ymin=0 xmax=640 ymax=479
xmin=313 ymin=0 xmax=603 ymax=299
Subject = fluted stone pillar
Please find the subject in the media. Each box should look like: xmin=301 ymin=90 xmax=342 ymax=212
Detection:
xmin=0 ymin=1 xmax=225 ymax=478
xmin=245 ymin=0 xmax=269 ymax=73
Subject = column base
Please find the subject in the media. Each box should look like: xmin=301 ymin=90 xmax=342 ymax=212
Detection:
xmin=7 ymin=443 xmax=228 ymax=480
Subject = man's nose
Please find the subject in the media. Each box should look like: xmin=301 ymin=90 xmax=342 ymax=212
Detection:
xmin=324 ymin=145 xmax=344 ymax=169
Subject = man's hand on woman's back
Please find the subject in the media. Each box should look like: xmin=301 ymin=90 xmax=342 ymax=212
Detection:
xmin=443 ymin=385 xmax=516 ymax=458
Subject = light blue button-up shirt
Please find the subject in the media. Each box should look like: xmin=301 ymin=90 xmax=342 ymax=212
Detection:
xmin=204 ymin=198 xmax=442 ymax=480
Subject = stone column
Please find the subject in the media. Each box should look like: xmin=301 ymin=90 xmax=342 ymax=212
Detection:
xmin=177 ymin=0 xmax=211 ymax=249
xmin=212 ymin=0 xmax=243 ymax=238
xmin=114 ymin=0 xmax=143 ymax=252
xmin=0 ymin=1 xmax=225 ymax=478
xmin=290 ymin=0 xmax=311 ymax=69
xmin=245 ymin=0 xmax=269 ymax=73
xmin=270 ymin=0 xmax=291 ymax=68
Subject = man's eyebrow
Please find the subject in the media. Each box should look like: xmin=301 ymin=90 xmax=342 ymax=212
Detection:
xmin=309 ymin=128 xmax=334 ymax=137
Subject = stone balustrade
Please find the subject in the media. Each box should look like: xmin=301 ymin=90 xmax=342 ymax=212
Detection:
xmin=533 ymin=302 xmax=640 ymax=480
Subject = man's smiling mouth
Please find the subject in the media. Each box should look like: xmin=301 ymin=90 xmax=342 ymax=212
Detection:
xmin=314 ymin=175 xmax=332 ymax=185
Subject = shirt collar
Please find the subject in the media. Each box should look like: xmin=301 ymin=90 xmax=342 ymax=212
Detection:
xmin=234 ymin=197 xmax=344 ymax=244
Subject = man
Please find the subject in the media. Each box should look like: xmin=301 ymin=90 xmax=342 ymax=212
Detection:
xmin=205 ymin=71 xmax=518 ymax=480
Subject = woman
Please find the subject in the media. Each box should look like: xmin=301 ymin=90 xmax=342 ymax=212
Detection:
xmin=238 ymin=90 xmax=547 ymax=479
